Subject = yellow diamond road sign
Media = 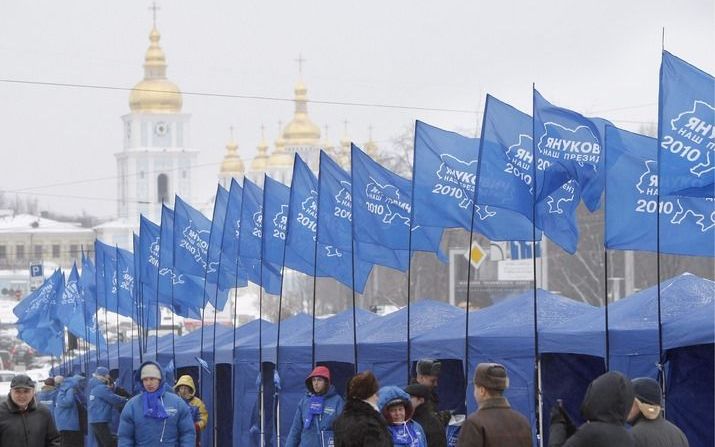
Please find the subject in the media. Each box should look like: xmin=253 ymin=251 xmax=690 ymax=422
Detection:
xmin=466 ymin=242 xmax=487 ymax=270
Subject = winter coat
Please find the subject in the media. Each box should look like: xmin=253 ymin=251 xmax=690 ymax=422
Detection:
xmin=54 ymin=377 xmax=81 ymax=432
xmin=173 ymin=375 xmax=208 ymax=431
xmin=36 ymin=386 xmax=58 ymax=411
xmin=332 ymin=399 xmax=393 ymax=447
xmin=285 ymin=384 xmax=344 ymax=447
xmin=412 ymin=402 xmax=447 ymax=447
xmin=378 ymin=386 xmax=427 ymax=447
xmin=117 ymin=360 xmax=195 ymax=447
xmin=549 ymin=371 xmax=634 ymax=447
xmin=88 ymin=376 xmax=128 ymax=423
xmin=0 ymin=394 xmax=61 ymax=447
xmin=630 ymin=414 xmax=688 ymax=447
xmin=456 ymin=396 xmax=532 ymax=447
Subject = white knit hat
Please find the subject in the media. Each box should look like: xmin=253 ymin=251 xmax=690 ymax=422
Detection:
xmin=140 ymin=364 xmax=162 ymax=380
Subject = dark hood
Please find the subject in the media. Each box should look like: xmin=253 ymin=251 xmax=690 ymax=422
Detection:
xmin=580 ymin=371 xmax=634 ymax=424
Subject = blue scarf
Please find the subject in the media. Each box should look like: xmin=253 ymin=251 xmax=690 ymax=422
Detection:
xmin=142 ymin=388 xmax=169 ymax=419
xmin=388 ymin=422 xmax=420 ymax=446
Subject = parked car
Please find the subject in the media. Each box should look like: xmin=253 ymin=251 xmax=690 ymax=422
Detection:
xmin=0 ymin=370 xmax=15 ymax=396
xmin=11 ymin=344 xmax=34 ymax=366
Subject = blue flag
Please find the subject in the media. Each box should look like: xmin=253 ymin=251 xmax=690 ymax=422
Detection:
xmin=218 ymin=179 xmax=248 ymax=304
xmin=316 ymin=151 xmax=373 ymax=293
xmin=115 ymin=247 xmax=136 ymax=318
xmin=534 ymin=89 xmax=612 ymax=211
xmin=284 ymin=155 xmax=321 ymax=275
xmin=159 ymin=205 xmax=202 ymax=319
xmin=80 ymin=253 xmax=106 ymax=349
xmin=605 ymin=126 xmax=714 ymax=257
xmin=133 ymin=234 xmax=158 ymax=330
xmin=260 ymin=176 xmax=289 ymax=295
xmin=658 ymin=51 xmax=715 ymax=198
xmin=174 ymin=195 xmax=213 ymax=280
xmin=205 ymin=185 xmax=230 ymax=309
xmin=536 ymin=180 xmax=580 ymax=254
xmin=140 ymin=215 xmax=162 ymax=296
xmin=14 ymin=269 xmax=65 ymax=356
xmin=352 ymin=144 xmax=444 ymax=271
xmin=238 ymin=179 xmax=276 ymax=292
xmin=478 ymin=95 xmax=537 ymax=220
xmin=57 ymin=263 xmax=85 ymax=339
xmin=94 ymin=240 xmax=117 ymax=312
xmin=413 ymin=119 xmax=536 ymax=240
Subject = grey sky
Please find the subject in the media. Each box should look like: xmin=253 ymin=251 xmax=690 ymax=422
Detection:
xmin=1 ymin=0 xmax=713 ymax=218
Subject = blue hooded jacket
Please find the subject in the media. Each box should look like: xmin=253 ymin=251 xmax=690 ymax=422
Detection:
xmin=88 ymin=375 xmax=128 ymax=423
xmin=285 ymin=369 xmax=344 ymax=447
xmin=117 ymin=360 xmax=195 ymax=447
xmin=36 ymin=385 xmax=58 ymax=411
xmin=378 ymin=386 xmax=427 ymax=447
xmin=54 ymin=376 xmax=82 ymax=431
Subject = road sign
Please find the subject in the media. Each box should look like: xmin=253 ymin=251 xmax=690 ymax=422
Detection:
xmin=465 ymin=242 xmax=487 ymax=270
xmin=30 ymin=264 xmax=43 ymax=278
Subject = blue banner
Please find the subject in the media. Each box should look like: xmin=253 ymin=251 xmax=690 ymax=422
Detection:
xmin=534 ymin=89 xmax=611 ymax=211
xmin=261 ymin=176 xmax=289 ymax=295
xmin=316 ymin=151 xmax=373 ymax=293
xmin=536 ymin=180 xmax=580 ymax=254
xmin=94 ymin=240 xmax=117 ymax=313
xmin=352 ymin=144 xmax=444 ymax=270
xmin=205 ymin=185 xmax=230 ymax=309
xmin=80 ymin=253 xmax=106 ymax=349
xmin=159 ymin=205 xmax=202 ymax=319
xmin=606 ymin=126 xmax=714 ymax=257
xmin=218 ymin=179 xmax=248 ymax=305
xmin=14 ymin=269 xmax=65 ymax=356
xmin=115 ymin=247 xmax=136 ymax=318
xmin=658 ymin=51 xmax=715 ymax=198
xmin=57 ymin=264 xmax=83 ymax=339
xmin=413 ymin=119 xmax=535 ymax=240
xmin=285 ymin=155 xmax=320 ymax=275
xmin=134 ymin=234 xmax=158 ymax=330
xmin=478 ymin=95 xmax=535 ymax=220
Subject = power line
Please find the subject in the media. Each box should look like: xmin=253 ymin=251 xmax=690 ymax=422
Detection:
xmin=0 ymin=78 xmax=479 ymax=114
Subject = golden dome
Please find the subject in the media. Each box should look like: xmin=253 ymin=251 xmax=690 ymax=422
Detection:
xmin=250 ymin=128 xmax=270 ymax=173
xmin=219 ymin=132 xmax=245 ymax=176
xmin=280 ymin=81 xmax=321 ymax=145
xmin=267 ymin=145 xmax=294 ymax=168
xmin=129 ymin=27 xmax=182 ymax=113
xmin=364 ymin=126 xmax=379 ymax=159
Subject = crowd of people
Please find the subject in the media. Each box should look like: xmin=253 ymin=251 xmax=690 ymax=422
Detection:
xmin=0 ymin=357 xmax=690 ymax=447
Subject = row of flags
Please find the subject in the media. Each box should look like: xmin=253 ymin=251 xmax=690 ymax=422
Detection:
xmin=13 ymin=51 xmax=714 ymax=357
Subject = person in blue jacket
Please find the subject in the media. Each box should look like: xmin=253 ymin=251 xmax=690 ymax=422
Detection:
xmin=54 ymin=375 xmax=84 ymax=446
xmin=379 ymin=385 xmax=427 ymax=447
xmin=89 ymin=366 xmax=128 ymax=447
xmin=117 ymin=360 xmax=195 ymax=447
xmin=286 ymin=366 xmax=344 ymax=447
xmin=37 ymin=376 xmax=61 ymax=411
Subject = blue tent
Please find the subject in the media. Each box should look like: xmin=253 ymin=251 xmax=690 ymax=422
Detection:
xmin=412 ymin=289 xmax=598 ymax=441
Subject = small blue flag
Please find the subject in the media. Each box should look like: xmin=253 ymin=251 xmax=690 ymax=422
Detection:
xmin=80 ymin=253 xmax=107 ymax=349
xmin=218 ymin=179 xmax=248 ymax=303
xmin=284 ymin=155 xmax=321 ymax=275
xmin=658 ymin=51 xmax=715 ymax=198
xmin=605 ymin=125 xmax=714 ymax=257
xmin=261 ymin=176 xmax=289 ymax=295
xmin=534 ymin=89 xmax=612 ymax=211
xmin=316 ymin=151 xmax=373 ymax=293
xmin=115 ymin=247 xmax=136 ymax=318
xmin=205 ymin=185 xmax=230 ymax=309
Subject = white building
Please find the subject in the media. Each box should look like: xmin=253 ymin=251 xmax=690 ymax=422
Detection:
xmin=95 ymin=22 xmax=197 ymax=249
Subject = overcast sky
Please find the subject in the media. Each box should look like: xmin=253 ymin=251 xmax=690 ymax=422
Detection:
xmin=1 ymin=0 xmax=713 ymax=218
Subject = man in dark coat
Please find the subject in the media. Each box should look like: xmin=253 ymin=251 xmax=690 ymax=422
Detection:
xmin=332 ymin=370 xmax=392 ymax=447
xmin=549 ymin=371 xmax=635 ymax=447
xmin=456 ymin=363 xmax=531 ymax=447
xmin=0 ymin=374 xmax=61 ymax=447
xmin=405 ymin=383 xmax=446 ymax=447
xmin=627 ymin=377 xmax=688 ymax=447
xmin=412 ymin=358 xmax=451 ymax=446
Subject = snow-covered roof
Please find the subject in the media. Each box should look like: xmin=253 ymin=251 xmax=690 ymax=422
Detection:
xmin=93 ymin=218 xmax=136 ymax=231
xmin=0 ymin=214 xmax=92 ymax=235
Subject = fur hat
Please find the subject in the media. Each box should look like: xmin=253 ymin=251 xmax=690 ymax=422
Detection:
xmin=140 ymin=363 xmax=162 ymax=380
xmin=474 ymin=362 xmax=509 ymax=391
xmin=44 ymin=378 xmax=55 ymax=387
xmin=404 ymin=383 xmax=431 ymax=400
xmin=347 ymin=371 xmax=379 ymax=400
xmin=416 ymin=359 xmax=441 ymax=376
xmin=632 ymin=377 xmax=662 ymax=420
